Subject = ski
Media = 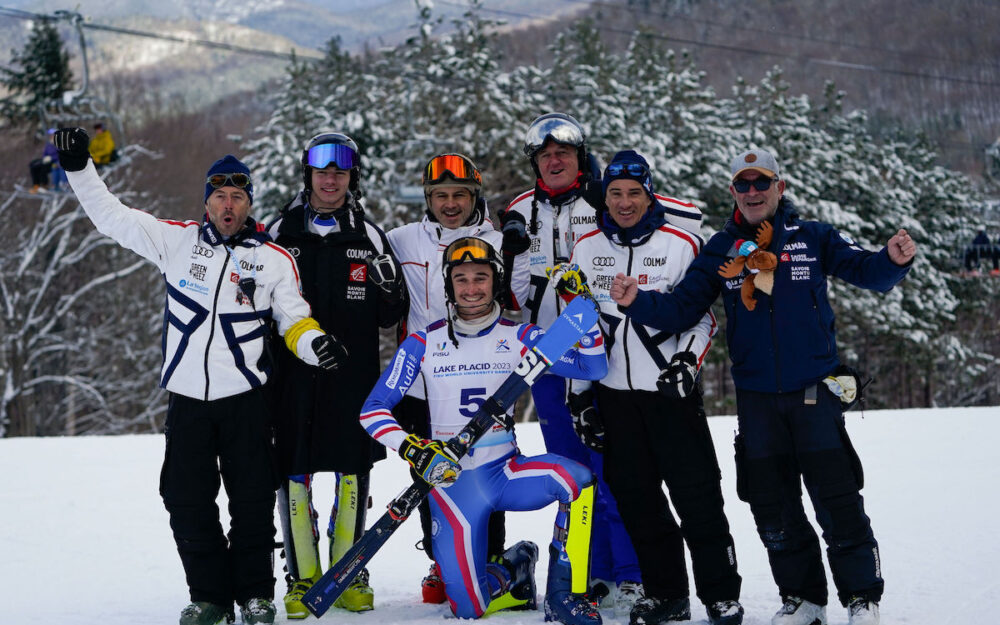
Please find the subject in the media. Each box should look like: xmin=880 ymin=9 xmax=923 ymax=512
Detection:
xmin=302 ymin=295 xmax=600 ymax=617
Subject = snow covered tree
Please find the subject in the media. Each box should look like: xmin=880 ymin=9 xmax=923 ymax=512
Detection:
xmin=0 ymin=18 xmax=73 ymax=129
xmin=0 ymin=174 xmax=165 ymax=437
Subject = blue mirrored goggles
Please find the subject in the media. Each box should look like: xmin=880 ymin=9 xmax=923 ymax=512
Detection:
xmin=605 ymin=162 xmax=649 ymax=178
xmin=307 ymin=143 xmax=359 ymax=170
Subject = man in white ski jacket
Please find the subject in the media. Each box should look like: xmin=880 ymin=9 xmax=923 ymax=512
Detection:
xmin=54 ymin=127 xmax=347 ymax=625
xmin=568 ymin=150 xmax=743 ymax=625
xmin=385 ymin=153 xmax=529 ymax=601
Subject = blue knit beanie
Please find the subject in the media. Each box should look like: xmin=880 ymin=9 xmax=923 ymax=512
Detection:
xmin=602 ymin=150 xmax=655 ymax=201
xmin=204 ymin=154 xmax=253 ymax=204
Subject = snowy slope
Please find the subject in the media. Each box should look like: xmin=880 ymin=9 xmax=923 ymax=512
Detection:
xmin=1 ymin=407 xmax=997 ymax=624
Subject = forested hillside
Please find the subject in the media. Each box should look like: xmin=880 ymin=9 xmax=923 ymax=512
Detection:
xmin=1 ymin=0 xmax=998 ymax=438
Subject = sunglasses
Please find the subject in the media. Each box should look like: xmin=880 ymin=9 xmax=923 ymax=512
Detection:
xmin=424 ymin=154 xmax=483 ymax=186
xmin=307 ymin=142 xmax=359 ymax=170
xmin=206 ymin=173 xmax=251 ymax=189
xmin=732 ymin=176 xmax=778 ymax=193
xmin=606 ymin=162 xmax=649 ymax=178
xmin=443 ymin=237 xmax=494 ymax=265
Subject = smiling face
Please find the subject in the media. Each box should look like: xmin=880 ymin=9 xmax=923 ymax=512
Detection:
xmin=311 ymin=166 xmax=351 ymax=210
xmin=730 ymin=170 xmax=785 ymax=225
xmin=535 ymin=141 xmax=580 ymax=191
xmin=605 ymin=178 xmax=652 ymax=229
xmin=428 ymin=186 xmax=475 ymax=229
xmin=205 ymin=186 xmax=251 ymax=237
xmin=450 ymin=262 xmax=494 ymax=320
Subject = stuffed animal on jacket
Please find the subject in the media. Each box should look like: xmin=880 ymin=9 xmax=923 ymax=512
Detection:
xmin=717 ymin=221 xmax=777 ymax=311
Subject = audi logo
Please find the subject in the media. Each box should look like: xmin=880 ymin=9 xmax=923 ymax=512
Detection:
xmin=591 ymin=256 xmax=616 ymax=267
xmin=192 ymin=245 xmax=214 ymax=258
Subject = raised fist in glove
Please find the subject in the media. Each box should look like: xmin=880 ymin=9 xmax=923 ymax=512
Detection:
xmin=366 ymin=253 xmax=403 ymax=295
xmin=546 ymin=263 xmax=592 ymax=302
xmin=567 ymin=390 xmax=604 ymax=452
xmin=311 ymin=333 xmax=349 ymax=370
xmin=656 ymin=351 xmax=699 ymax=398
xmin=53 ymin=127 xmax=92 ymax=172
xmin=399 ymin=433 xmax=463 ymax=486
xmin=499 ymin=210 xmax=531 ymax=256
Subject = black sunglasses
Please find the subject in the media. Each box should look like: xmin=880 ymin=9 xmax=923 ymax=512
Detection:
xmin=207 ymin=173 xmax=251 ymax=189
xmin=732 ymin=176 xmax=778 ymax=193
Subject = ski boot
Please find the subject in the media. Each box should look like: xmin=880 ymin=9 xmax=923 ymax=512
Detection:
xmin=239 ymin=598 xmax=275 ymax=624
xmin=543 ymin=545 xmax=601 ymax=625
xmin=333 ymin=568 xmax=374 ymax=611
xmin=629 ymin=596 xmax=690 ymax=625
xmin=485 ymin=540 xmax=539 ymax=614
xmin=179 ymin=602 xmax=234 ymax=625
xmin=707 ymin=599 xmax=744 ymax=625
xmin=614 ymin=581 xmax=644 ymax=617
xmin=283 ymin=576 xmax=319 ymax=620
xmin=847 ymin=597 xmax=879 ymax=625
xmin=772 ymin=596 xmax=826 ymax=625
xmin=422 ymin=562 xmax=447 ymax=604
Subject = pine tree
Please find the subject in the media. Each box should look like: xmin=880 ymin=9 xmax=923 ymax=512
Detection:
xmin=0 ymin=19 xmax=74 ymax=129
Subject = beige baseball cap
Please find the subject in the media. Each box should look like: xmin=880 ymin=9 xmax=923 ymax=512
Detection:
xmin=731 ymin=148 xmax=780 ymax=181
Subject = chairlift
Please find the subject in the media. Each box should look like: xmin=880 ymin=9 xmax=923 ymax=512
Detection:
xmin=36 ymin=11 xmax=127 ymax=152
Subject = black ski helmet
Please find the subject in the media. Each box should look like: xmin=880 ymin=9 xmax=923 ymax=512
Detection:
xmin=523 ymin=112 xmax=587 ymax=177
xmin=422 ymin=153 xmax=484 ymax=223
xmin=442 ymin=236 xmax=505 ymax=306
xmin=301 ymin=132 xmax=362 ymax=196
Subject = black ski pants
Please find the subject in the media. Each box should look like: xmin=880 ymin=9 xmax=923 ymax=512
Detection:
xmin=393 ymin=394 xmax=506 ymax=561
xmin=734 ymin=386 xmax=883 ymax=607
xmin=597 ymin=385 xmax=741 ymax=606
xmin=160 ymin=390 xmax=278 ymax=606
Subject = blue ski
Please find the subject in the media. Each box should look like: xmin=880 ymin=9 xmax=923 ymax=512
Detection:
xmin=302 ymin=295 xmax=600 ymax=617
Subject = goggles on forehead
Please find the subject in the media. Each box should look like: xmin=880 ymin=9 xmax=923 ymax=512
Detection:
xmin=306 ymin=142 xmax=360 ymax=170
xmin=605 ymin=162 xmax=649 ymax=178
xmin=443 ymin=237 xmax=495 ymax=265
xmin=524 ymin=117 xmax=585 ymax=157
xmin=424 ymin=154 xmax=482 ymax=187
xmin=207 ymin=173 xmax=252 ymax=189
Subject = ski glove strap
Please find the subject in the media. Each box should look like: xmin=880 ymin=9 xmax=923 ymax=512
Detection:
xmin=398 ymin=434 xmax=462 ymax=486
xmin=53 ymin=127 xmax=91 ymax=172
xmin=567 ymin=390 xmax=604 ymax=452
xmin=312 ymin=334 xmax=349 ymax=370
xmin=499 ymin=211 xmax=531 ymax=256
xmin=366 ymin=253 xmax=403 ymax=296
xmin=824 ymin=374 xmax=858 ymax=404
xmin=656 ymin=351 xmax=699 ymax=398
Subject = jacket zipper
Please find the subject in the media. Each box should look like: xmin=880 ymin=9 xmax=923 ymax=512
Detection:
xmin=623 ymin=247 xmax=635 ymax=391
xmin=204 ymin=248 xmax=228 ymax=400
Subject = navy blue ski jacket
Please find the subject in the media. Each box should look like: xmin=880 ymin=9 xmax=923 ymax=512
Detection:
xmin=623 ymin=198 xmax=911 ymax=393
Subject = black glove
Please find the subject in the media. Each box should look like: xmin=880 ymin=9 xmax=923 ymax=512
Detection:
xmin=398 ymin=433 xmax=463 ymax=486
xmin=311 ymin=334 xmax=349 ymax=370
xmin=499 ymin=210 xmax=531 ymax=256
xmin=53 ymin=127 xmax=91 ymax=172
xmin=367 ymin=253 xmax=403 ymax=295
xmin=656 ymin=351 xmax=699 ymax=398
xmin=567 ymin=390 xmax=604 ymax=452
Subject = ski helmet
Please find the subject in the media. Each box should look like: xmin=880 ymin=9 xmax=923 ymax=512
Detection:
xmin=523 ymin=112 xmax=587 ymax=175
xmin=442 ymin=236 xmax=505 ymax=306
xmin=301 ymin=132 xmax=361 ymax=195
xmin=422 ymin=153 xmax=483 ymax=223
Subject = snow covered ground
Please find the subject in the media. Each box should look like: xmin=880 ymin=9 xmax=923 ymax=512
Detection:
xmin=2 ymin=406 xmax=997 ymax=625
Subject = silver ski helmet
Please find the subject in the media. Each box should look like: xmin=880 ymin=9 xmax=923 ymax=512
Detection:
xmin=523 ymin=112 xmax=587 ymax=176
xmin=442 ymin=236 xmax=505 ymax=306
xmin=302 ymin=132 xmax=361 ymax=195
